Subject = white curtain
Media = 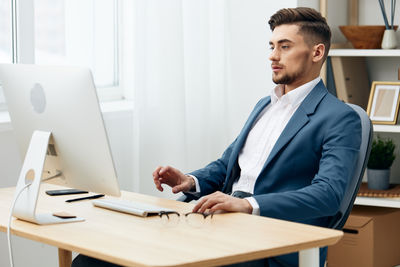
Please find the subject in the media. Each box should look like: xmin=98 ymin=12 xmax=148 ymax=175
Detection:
xmin=131 ymin=0 xmax=231 ymax=198
xmin=130 ymin=0 xmax=293 ymax=198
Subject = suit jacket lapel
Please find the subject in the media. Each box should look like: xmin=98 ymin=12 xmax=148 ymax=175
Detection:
xmin=222 ymin=97 xmax=270 ymax=192
xmin=230 ymin=97 xmax=271 ymax=161
xmin=260 ymin=81 xmax=328 ymax=174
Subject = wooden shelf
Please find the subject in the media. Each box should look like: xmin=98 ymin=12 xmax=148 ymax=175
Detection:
xmin=355 ymin=196 xmax=400 ymax=208
xmin=329 ymin=49 xmax=400 ymax=57
xmin=372 ymin=124 xmax=400 ymax=133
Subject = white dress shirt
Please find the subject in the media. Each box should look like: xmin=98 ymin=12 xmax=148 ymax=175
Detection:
xmin=189 ymin=77 xmax=321 ymax=215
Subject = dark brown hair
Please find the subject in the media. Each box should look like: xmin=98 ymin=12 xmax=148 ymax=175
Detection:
xmin=268 ymin=7 xmax=331 ymax=60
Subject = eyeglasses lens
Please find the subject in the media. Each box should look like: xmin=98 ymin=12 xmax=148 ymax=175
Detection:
xmin=160 ymin=212 xmax=180 ymax=226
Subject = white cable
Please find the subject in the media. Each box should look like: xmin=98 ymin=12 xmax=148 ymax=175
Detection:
xmin=7 ymin=183 xmax=32 ymax=267
xmin=6 ymin=171 xmax=61 ymax=267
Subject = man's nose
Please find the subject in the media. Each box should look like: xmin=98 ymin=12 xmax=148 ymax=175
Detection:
xmin=269 ymin=48 xmax=279 ymax=62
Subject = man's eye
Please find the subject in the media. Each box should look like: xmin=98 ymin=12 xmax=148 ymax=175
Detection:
xmin=269 ymin=46 xmax=274 ymax=50
xmin=282 ymin=45 xmax=289 ymax=49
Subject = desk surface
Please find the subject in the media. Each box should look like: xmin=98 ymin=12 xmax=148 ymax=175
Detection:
xmin=0 ymin=184 xmax=343 ymax=267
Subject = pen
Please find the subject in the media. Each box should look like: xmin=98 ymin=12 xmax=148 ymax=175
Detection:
xmin=66 ymin=194 xmax=105 ymax=203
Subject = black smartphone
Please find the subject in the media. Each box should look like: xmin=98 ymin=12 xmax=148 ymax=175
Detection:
xmin=46 ymin=189 xmax=88 ymax=196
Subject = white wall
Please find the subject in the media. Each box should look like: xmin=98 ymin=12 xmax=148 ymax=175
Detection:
xmin=0 ymin=128 xmax=21 ymax=187
xmin=224 ymin=0 xmax=297 ymax=137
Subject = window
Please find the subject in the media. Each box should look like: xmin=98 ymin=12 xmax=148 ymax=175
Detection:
xmin=0 ymin=0 xmax=12 ymax=110
xmin=34 ymin=0 xmax=122 ymax=100
xmin=0 ymin=0 xmax=124 ymax=110
xmin=0 ymin=0 xmax=12 ymax=62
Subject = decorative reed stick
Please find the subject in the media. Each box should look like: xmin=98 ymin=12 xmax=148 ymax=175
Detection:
xmin=391 ymin=0 xmax=397 ymax=29
xmin=379 ymin=0 xmax=390 ymax=29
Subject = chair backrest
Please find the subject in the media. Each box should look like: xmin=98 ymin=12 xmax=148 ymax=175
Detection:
xmin=329 ymin=103 xmax=373 ymax=229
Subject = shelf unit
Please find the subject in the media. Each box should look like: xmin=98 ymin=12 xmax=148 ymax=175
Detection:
xmin=329 ymin=49 xmax=400 ymax=57
xmin=329 ymin=48 xmax=400 ymax=208
xmin=373 ymin=125 xmax=400 ymax=133
xmin=355 ymin=197 xmax=400 ymax=208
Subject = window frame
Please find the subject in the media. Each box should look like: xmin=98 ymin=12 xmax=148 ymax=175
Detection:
xmin=0 ymin=0 xmax=129 ymax=109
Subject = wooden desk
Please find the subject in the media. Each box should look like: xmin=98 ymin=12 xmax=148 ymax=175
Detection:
xmin=0 ymin=184 xmax=343 ymax=267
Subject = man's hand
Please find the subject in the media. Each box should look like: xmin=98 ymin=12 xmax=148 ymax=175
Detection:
xmin=152 ymin=166 xmax=194 ymax=194
xmin=193 ymin=191 xmax=253 ymax=214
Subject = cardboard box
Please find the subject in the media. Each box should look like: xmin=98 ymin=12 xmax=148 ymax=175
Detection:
xmin=327 ymin=205 xmax=400 ymax=267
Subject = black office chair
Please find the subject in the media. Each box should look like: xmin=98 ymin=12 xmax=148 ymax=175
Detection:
xmin=178 ymin=103 xmax=373 ymax=231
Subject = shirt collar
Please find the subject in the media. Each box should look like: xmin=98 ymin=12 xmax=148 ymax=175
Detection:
xmin=271 ymin=77 xmax=321 ymax=107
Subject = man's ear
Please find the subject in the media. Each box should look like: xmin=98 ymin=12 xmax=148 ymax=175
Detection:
xmin=312 ymin=43 xmax=325 ymax=63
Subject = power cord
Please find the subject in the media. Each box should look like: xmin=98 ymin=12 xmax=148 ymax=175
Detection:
xmin=7 ymin=170 xmax=62 ymax=267
xmin=7 ymin=182 xmax=32 ymax=267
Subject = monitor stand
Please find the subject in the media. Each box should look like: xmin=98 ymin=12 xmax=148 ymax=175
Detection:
xmin=12 ymin=130 xmax=84 ymax=225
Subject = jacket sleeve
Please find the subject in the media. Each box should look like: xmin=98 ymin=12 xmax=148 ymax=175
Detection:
xmin=253 ymin=108 xmax=362 ymax=223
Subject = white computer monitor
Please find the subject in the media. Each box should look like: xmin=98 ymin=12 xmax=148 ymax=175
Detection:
xmin=0 ymin=64 xmax=121 ymax=224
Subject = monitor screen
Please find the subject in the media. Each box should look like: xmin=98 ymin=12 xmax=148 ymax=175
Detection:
xmin=0 ymin=64 xmax=121 ymax=197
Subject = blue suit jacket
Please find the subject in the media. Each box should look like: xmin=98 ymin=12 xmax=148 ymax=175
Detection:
xmin=189 ymin=81 xmax=361 ymax=266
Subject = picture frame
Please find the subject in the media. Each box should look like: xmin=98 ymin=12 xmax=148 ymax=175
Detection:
xmin=367 ymin=81 xmax=400 ymax=125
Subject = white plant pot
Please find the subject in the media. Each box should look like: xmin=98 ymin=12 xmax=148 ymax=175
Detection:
xmin=367 ymin=168 xmax=390 ymax=190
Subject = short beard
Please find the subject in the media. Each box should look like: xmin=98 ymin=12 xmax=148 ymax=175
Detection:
xmin=272 ymin=70 xmax=302 ymax=85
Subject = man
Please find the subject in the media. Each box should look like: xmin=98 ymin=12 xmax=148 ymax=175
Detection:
xmin=152 ymin=7 xmax=360 ymax=267
xmin=72 ymin=7 xmax=361 ymax=267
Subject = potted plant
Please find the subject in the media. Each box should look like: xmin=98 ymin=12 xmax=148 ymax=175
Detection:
xmin=367 ymin=135 xmax=396 ymax=190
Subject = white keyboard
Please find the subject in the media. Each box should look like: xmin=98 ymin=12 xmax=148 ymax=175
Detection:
xmin=92 ymin=198 xmax=175 ymax=217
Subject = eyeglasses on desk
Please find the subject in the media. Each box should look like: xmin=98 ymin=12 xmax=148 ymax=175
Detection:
xmin=157 ymin=211 xmax=214 ymax=227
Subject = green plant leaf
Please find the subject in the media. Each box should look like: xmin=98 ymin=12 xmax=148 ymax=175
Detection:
xmin=367 ymin=135 xmax=396 ymax=169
